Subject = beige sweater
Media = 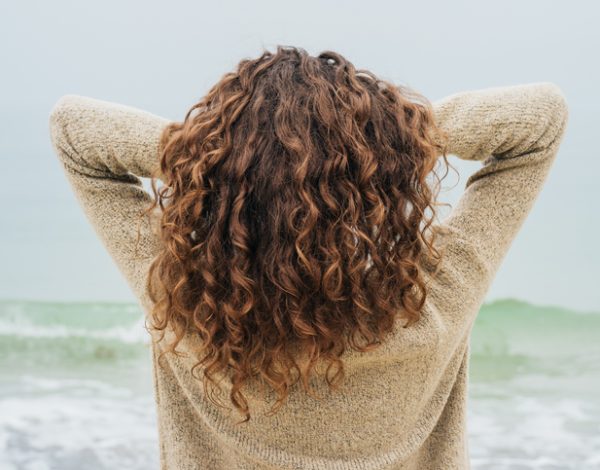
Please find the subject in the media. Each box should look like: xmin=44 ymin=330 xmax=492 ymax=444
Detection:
xmin=48 ymin=82 xmax=569 ymax=470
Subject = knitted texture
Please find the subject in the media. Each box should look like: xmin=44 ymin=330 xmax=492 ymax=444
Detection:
xmin=48 ymin=82 xmax=568 ymax=469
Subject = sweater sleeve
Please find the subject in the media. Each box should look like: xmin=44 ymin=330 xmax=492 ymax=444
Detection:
xmin=48 ymin=94 xmax=171 ymax=309
xmin=431 ymin=82 xmax=569 ymax=282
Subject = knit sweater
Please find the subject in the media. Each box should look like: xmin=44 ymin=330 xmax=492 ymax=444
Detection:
xmin=48 ymin=81 xmax=569 ymax=470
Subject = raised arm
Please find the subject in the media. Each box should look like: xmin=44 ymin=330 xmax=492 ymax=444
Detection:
xmin=431 ymin=82 xmax=569 ymax=284
xmin=48 ymin=94 xmax=172 ymax=311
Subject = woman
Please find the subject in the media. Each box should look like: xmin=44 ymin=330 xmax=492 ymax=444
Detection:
xmin=48 ymin=46 xmax=568 ymax=469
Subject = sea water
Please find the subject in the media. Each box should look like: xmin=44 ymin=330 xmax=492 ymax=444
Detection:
xmin=0 ymin=298 xmax=599 ymax=469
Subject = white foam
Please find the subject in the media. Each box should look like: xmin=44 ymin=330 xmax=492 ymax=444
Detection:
xmin=468 ymin=390 xmax=600 ymax=469
xmin=0 ymin=384 xmax=158 ymax=469
xmin=0 ymin=315 xmax=150 ymax=344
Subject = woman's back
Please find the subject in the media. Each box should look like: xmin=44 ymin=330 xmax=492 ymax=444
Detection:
xmin=48 ymin=48 xmax=568 ymax=468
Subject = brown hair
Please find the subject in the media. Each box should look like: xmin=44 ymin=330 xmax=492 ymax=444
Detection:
xmin=140 ymin=45 xmax=451 ymax=424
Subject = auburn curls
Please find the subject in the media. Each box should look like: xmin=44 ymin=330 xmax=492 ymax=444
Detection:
xmin=141 ymin=45 xmax=451 ymax=424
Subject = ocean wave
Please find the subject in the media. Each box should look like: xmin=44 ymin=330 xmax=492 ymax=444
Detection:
xmin=0 ymin=314 xmax=148 ymax=343
xmin=1 ymin=297 xmax=598 ymax=368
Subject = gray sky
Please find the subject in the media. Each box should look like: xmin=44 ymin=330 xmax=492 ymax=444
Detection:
xmin=1 ymin=0 xmax=598 ymax=311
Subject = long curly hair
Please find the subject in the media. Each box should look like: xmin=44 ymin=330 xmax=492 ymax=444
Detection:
xmin=140 ymin=45 xmax=451 ymax=424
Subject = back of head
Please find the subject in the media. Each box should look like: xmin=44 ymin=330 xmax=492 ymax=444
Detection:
xmin=142 ymin=45 xmax=450 ymax=424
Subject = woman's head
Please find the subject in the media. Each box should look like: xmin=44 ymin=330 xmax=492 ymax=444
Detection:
xmin=141 ymin=45 xmax=450 ymax=423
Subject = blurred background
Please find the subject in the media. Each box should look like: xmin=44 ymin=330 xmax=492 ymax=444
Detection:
xmin=1 ymin=1 xmax=598 ymax=469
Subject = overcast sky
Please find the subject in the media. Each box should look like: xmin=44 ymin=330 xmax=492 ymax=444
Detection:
xmin=1 ymin=0 xmax=598 ymax=311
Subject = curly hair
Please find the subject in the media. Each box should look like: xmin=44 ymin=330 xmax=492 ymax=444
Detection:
xmin=140 ymin=45 xmax=451 ymax=424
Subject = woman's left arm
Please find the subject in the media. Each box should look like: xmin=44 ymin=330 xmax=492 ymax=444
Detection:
xmin=48 ymin=94 xmax=171 ymax=310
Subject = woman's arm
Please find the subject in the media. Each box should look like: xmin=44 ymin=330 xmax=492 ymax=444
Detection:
xmin=431 ymin=82 xmax=569 ymax=283
xmin=48 ymin=94 xmax=172 ymax=310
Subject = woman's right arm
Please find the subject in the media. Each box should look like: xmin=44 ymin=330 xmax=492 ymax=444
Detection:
xmin=431 ymin=82 xmax=569 ymax=283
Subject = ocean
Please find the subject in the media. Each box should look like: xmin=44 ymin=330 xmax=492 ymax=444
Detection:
xmin=0 ymin=298 xmax=598 ymax=470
